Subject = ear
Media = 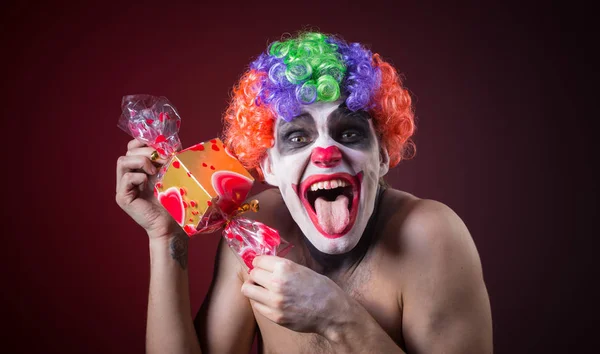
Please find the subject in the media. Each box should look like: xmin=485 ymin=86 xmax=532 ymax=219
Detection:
xmin=379 ymin=146 xmax=390 ymax=178
xmin=259 ymin=152 xmax=279 ymax=187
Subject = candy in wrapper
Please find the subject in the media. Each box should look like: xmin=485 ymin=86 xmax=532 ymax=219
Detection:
xmin=118 ymin=94 xmax=292 ymax=269
xmin=118 ymin=95 xmax=182 ymax=161
xmin=223 ymin=217 xmax=283 ymax=269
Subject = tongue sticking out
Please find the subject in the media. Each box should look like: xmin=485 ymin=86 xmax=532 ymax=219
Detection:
xmin=314 ymin=194 xmax=350 ymax=234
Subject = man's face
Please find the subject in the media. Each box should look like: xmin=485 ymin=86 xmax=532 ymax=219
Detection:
xmin=261 ymin=100 xmax=389 ymax=254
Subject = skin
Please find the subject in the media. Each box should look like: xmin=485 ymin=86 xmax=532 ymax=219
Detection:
xmin=115 ymin=103 xmax=493 ymax=353
xmin=260 ymin=100 xmax=388 ymax=254
xmin=115 ymin=139 xmax=200 ymax=353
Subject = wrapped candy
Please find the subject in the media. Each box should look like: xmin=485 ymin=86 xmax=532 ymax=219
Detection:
xmin=118 ymin=94 xmax=292 ymax=269
xmin=118 ymin=95 xmax=182 ymax=162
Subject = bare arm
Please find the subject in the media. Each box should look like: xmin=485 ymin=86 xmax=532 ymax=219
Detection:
xmin=115 ymin=139 xmax=202 ymax=353
xmin=117 ymin=139 xmax=258 ymax=353
xmin=400 ymin=199 xmax=493 ymax=353
xmin=147 ymin=228 xmax=257 ymax=354
xmin=319 ymin=285 xmax=407 ymax=353
xmin=147 ymin=233 xmax=201 ymax=353
xmin=194 ymin=190 xmax=288 ymax=353
xmin=194 ymin=237 xmax=257 ymax=353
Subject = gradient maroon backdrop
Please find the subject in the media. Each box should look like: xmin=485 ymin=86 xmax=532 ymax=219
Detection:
xmin=2 ymin=1 xmax=594 ymax=353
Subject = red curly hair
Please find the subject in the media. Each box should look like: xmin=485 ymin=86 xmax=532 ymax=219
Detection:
xmin=222 ymin=53 xmax=415 ymax=175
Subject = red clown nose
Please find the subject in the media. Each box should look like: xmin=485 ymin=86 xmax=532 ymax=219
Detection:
xmin=311 ymin=146 xmax=342 ymax=168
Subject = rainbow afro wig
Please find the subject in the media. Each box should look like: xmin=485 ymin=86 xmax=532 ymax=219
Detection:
xmin=222 ymin=31 xmax=415 ymax=174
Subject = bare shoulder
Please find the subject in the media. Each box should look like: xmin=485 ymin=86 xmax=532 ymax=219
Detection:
xmin=245 ymin=188 xmax=284 ymax=215
xmin=379 ymin=189 xmax=492 ymax=352
xmin=247 ymin=187 xmax=284 ymax=209
xmin=402 ymin=197 xmax=482 ymax=276
xmin=379 ymin=189 xmax=479 ymax=269
xmin=245 ymin=188 xmax=297 ymax=235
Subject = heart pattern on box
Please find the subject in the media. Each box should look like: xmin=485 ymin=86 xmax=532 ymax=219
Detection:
xmin=157 ymin=187 xmax=184 ymax=225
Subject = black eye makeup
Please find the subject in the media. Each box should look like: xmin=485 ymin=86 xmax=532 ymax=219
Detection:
xmin=327 ymin=107 xmax=374 ymax=150
xmin=276 ymin=113 xmax=317 ymax=155
xmin=275 ymin=105 xmax=376 ymax=155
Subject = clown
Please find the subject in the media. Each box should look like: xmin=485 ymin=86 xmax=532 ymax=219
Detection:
xmin=223 ymin=32 xmax=414 ymax=255
xmin=116 ymin=31 xmax=492 ymax=354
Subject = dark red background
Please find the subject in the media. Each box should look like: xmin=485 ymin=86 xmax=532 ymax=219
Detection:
xmin=2 ymin=1 xmax=594 ymax=353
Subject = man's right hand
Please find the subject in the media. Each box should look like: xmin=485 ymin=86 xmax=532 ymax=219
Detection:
xmin=115 ymin=138 xmax=181 ymax=240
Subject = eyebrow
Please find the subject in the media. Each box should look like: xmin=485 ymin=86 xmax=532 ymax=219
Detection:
xmin=291 ymin=112 xmax=313 ymax=121
xmin=279 ymin=112 xmax=314 ymax=127
xmin=281 ymin=103 xmax=369 ymax=128
xmin=278 ymin=112 xmax=315 ymax=132
xmin=328 ymin=105 xmax=370 ymax=122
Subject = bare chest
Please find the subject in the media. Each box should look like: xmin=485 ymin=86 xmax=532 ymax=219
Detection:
xmin=252 ymin=252 xmax=403 ymax=354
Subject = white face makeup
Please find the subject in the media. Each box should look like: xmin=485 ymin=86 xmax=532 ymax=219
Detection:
xmin=261 ymin=100 xmax=389 ymax=254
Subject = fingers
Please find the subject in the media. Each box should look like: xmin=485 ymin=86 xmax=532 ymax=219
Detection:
xmin=241 ymin=282 xmax=272 ymax=305
xmin=115 ymin=171 xmax=148 ymax=205
xmin=126 ymin=146 xmax=168 ymax=165
xmin=248 ymin=267 xmax=275 ymax=289
xmin=126 ymin=146 xmax=155 ymax=157
xmin=126 ymin=138 xmax=168 ymax=165
xmin=119 ymin=171 xmax=148 ymax=194
xmin=116 ymin=155 xmax=157 ymax=189
xmin=127 ymin=138 xmax=146 ymax=150
xmin=248 ymin=299 xmax=285 ymax=325
xmin=252 ymin=255 xmax=287 ymax=273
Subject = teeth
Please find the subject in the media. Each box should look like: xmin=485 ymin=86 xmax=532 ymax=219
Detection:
xmin=308 ymin=179 xmax=349 ymax=191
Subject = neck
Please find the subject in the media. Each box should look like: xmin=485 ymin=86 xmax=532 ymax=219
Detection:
xmin=302 ymin=185 xmax=385 ymax=276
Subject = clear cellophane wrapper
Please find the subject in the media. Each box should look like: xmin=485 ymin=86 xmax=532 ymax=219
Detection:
xmin=199 ymin=202 xmax=292 ymax=269
xmin=118 ymin=94 xmax=292 ymax=270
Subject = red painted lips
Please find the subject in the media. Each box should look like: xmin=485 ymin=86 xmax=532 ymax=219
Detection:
xmin=293 ymin=172 xmax=362 ymax=239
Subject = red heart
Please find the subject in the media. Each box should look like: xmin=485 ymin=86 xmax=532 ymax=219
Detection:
xmin=157 ymin=187 xmax=184 ymax=225
xmin=259 ymin=224 xmax=281 ymax=249
xmin=240 ymin=248 xmax=257 ymax=270
xmin=155 ymin=135 xmax=166 ymax=144
xmin=211 ymin=171 xmax=253 ymax=215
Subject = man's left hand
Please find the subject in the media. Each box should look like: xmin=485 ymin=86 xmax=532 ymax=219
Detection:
xmin=241 ymin=255 xmax=349 ymax=335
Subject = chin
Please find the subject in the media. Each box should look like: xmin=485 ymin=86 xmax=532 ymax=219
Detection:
xmin=304 ymin=228 xmax=363 ymax=254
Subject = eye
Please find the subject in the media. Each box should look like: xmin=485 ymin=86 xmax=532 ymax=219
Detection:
xmin=340 ymin=129 xmax=363 ymax=143
xmin=291 ymin=135 xmax=308 ymax=143
xmin=287 ymin=131 xmax=313 ymax=145
xmin=342 ymin=131 xmax=357 ymax=139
